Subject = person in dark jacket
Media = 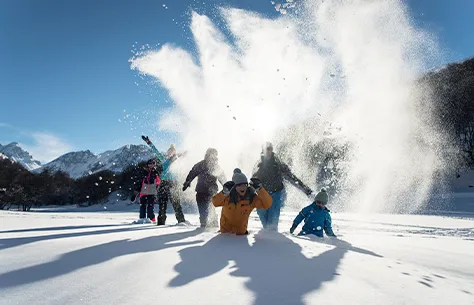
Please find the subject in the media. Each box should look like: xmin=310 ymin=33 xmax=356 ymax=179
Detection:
xmin=253 ymin=142 xmax=313 ymax=231
xmin=182 ymin=148 xmax=226 ymax=227
xmin=133 ymin=159 xmax=161 ymax=222
xmin=142 ymin=136 xmax=187 ymax=226
xmin=290 ymin=189 xmax=336 ymax=237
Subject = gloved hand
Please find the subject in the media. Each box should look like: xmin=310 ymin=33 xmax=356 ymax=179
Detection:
xmin=141 ymin=135 xmax=152 ymax=145
xmin=304 ymin=188 xmax=313 ymax=197
xmin=222 ymin=181 xmax=235 ymax=195
xmin=249 ymin=178 xmax=262 ymax=191
xmin=131 ymin=191 xmax=139 ymax=202
xmin=182 ymin=181 xmax=191 ymax=192
xmin=290 ymin=226 xmax=296 ymax=234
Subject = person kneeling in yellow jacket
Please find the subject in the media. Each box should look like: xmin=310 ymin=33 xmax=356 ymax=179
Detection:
xmin=212 ymin=168 xmax=272 ymax=235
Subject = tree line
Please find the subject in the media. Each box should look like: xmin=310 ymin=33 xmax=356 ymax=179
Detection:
xmin=0 ymin=158 xmax=160 ymax=211
xmin=419 ymin=57 xmax=474 ymax=172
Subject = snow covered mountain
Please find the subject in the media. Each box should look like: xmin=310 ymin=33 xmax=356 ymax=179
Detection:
xmin=38 ymin=144 xmax=155 ymax=178
xmin=0 ymin=142 xmax=42 ymax=170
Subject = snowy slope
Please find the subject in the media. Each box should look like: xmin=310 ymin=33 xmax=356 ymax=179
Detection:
xmin=38 ymin=144 xmax=155 ymax=178
xmin=0 ymin=142 xmax=41 ymax=170
xmin=0 ymin=209 xmax=473 ymax=305
xmin=0 ymin=152 xmax=7 ymax=160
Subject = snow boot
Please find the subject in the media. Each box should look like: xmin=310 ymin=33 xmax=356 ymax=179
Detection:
xmin=157 ymin=215 xmax=166 ymax=226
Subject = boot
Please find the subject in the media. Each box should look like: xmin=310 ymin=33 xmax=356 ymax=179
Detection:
xmin=157 ymin=215 xmax=166 ymax=226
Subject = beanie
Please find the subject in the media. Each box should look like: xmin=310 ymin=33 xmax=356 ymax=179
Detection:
xmin=314 ymin=189 xmax=329 ymax=205
xmin=232 ymin=168 xmax=248 ymax=185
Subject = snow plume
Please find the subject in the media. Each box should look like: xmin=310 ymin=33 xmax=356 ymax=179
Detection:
xmin=131 ymin=0 xmax=446 ymax=213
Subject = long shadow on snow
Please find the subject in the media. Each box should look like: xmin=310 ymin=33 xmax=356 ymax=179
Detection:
xmin=0 ymin=228 xmax=204 ymax=289
xmin=169 ymin=231 xmax=382 ymax=305
xmin=0 ymin=225 xmax=159 ymax=251
xmin=0 ymin=224 xmax=127 ymax=234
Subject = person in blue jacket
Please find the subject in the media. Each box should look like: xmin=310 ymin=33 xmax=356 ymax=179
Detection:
xmin=290 ymin=189 xmax=336 ymax=238
xmin=142 ymin=135 xmax=186 ymax=225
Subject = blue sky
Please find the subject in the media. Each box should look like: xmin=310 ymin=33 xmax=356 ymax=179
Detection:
xmin=0 ymin=0 xmax=473 ymax=163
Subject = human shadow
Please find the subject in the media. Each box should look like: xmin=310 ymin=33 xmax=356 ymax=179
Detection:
xmin=0 ymin=228 xmax=204 ymax=289
xmin=0 ymin=225 xmax=159 ymax=251
xmin=0 ymin=224 xmax=126 ymax=234
xmin=169 ymin=233 xmax=249 ymax=287
xmin=169 ymin=231 xmax=382 ymax=305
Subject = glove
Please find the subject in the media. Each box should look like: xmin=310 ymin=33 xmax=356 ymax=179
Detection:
xmin=131 ymin=191 xmax=139 ymax=202
xmin=222 ymin=181 xmax=235 ymax=195
xmin=290 ymin=226 xmax=296 ymax=234
xmin=305 ymin=188 xmax=313 ymax=197
xmin=182 ymin=181 xmax=191 ymax=192
xmin=141 ymin=135 xmax=152 ymax=145
xmin=249 ymin=178 xmax=262 ymax=191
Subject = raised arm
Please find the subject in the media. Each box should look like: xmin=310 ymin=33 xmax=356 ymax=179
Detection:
xmin=251 ymin=157 xmax=263 ymax=178
xmin=141 ymin=135 xmax=166 ymax=163
xmin=216 ymin=166 xmax=227 ymax=186
xmin=212 ymin=181 xmax=234 ymax=207
xmin=212 ymin=192 xmax=229 ymax=207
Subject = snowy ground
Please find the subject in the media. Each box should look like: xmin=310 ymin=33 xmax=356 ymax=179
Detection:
xmin=1 ymin=209 xmax=473 ymax=305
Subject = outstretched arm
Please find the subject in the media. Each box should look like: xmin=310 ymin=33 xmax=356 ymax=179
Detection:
xmin=183 ymin=163 xmax=203 ymax=191
xmin=290 ymin=206 xmax=310 ymax=233
xmin=177 ymin=151 xmax=187 ymax=158
xmin=280 ymin=162 xmax=312 ymax=195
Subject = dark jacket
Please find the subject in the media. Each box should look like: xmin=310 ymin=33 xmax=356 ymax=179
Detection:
xmin=253 ymin=153 xmax=312 ymax=194
xmin=184 ymin=160 xmax=226 ymax=194
xmin=135 ymin=168 xmax=161 ymax=196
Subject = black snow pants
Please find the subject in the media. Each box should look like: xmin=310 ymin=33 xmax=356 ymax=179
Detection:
xmin=157 ymin=180 xmax=185 ymax=225
xmin=139 ymin=195 xmax=155 ymax=220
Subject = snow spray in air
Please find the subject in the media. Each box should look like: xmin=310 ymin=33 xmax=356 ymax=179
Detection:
xmin=131 ymin=0 xmax=446 ymax=213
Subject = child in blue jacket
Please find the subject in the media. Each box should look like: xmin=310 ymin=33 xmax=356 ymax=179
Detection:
xmin=290 ymin=189 xmax=336 ymax=238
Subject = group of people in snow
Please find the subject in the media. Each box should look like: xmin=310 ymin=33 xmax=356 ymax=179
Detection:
xmin=133 ymin=136 xmax=336 ymax=238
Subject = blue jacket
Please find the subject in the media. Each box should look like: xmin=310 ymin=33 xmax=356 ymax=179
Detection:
xmin=148 ymin=143 xmax=176 ymax=182
xmin=291 ymin=202 xmax=336 ymax=237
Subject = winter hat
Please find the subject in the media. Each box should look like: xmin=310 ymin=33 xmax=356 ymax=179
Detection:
xmin=204 ymin=148 xmax=218 ymax=161
xmin=232 ymin=168 xmax=248 ymax=185
xmin=314 ymin=189 xmax=329 ymax=205
xmin=166 ymin=144 xmax=176 ymax=157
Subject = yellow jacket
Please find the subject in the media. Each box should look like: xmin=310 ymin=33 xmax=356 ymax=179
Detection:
xmin=212 ymin=187 xmax=272 ymax=235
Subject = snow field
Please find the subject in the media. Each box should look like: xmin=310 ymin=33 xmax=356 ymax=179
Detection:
xmin=0 ymin=209 xmax=473 ymax=305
